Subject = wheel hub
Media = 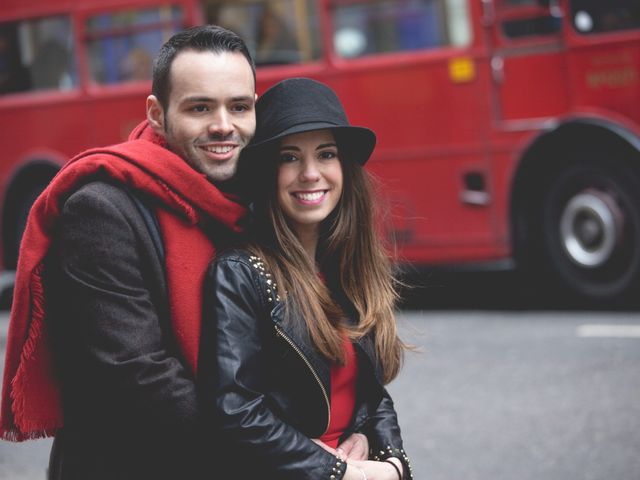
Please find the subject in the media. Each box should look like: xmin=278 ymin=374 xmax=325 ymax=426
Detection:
xmin=559 ymin=189 xmax=622 ymax=268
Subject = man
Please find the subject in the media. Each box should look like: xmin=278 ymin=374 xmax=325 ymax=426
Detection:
xmin=0 ymin=26 xmax=256 ymax=479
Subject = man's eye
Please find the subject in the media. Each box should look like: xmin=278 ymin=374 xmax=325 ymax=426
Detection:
xmin=231 ymin=104 xmax=249 ymax=112
xmin=192 ymin=105 xmax=208 ymax=112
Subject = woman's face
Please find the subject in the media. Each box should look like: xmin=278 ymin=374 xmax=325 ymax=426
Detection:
xmin=277 ymin=129 xmax=343 ymax=237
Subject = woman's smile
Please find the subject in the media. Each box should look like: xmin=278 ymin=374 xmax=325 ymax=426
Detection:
xmin=291 ymin=189 xmax=329 ymax=205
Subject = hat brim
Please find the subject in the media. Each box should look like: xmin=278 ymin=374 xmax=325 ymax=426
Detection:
xmin=244 ymin=122 xmax=376 ymax=165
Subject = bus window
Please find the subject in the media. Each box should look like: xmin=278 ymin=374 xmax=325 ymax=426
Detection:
xmin=502 ymin=16 xmax=561 ymax=38
xmin=331 ymin=0 xmax=471 ymax=59
xmin=0 ymin=15 xmax=76 ymax=95
xmin=501 ymin=0 xmax=562 ymax=39
xmin=571 ymin=0 xmax=640 ymax=35
xmin=86 ymin=6 xmax=183 ymax=85
xmin=202 ymin=0 xmax=322 ymax=67
xmin=504 ymin=0 xmax=538 ymax=5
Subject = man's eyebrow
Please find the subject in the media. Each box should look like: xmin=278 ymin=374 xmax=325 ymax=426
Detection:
xmin=181 ymin=95 xmax=255 ymax=104
xmin=182 ymin=96 xmax=215 ymax=103
xmin=230 ymin=95 xmax=255 ymax=103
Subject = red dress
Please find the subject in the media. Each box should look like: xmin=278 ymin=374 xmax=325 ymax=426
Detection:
xmin=318 ymin=336 xmax=358 ymax=449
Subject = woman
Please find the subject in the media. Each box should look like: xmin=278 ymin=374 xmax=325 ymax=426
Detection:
xmin=200 ymin=78 xmax=412 ymax=480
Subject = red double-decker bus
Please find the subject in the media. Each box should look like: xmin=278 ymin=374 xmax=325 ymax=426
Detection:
xmin=1 ymin=0 xmax=639 ymax=301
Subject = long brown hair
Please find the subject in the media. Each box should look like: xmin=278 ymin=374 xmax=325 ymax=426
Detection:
xmin=247 ymin=134 xmax=404 ymax=383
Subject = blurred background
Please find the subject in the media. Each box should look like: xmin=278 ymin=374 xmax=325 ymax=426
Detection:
xmin=0 ymin=0 xmax=639 ymax=478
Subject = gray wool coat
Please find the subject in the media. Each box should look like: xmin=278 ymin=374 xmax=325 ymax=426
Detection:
xmin=45 ymin=180 xmax=209 ymax=480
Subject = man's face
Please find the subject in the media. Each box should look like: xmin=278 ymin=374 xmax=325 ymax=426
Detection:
xmin=148 ymin=50 xmax=256 ymax=183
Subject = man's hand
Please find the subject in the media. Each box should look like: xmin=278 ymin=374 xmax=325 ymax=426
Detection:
xmin=338 ymin=432 xmax=369 ymax=461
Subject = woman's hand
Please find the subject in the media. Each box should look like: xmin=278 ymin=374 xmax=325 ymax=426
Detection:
xmin=345 ymin=458 xmax=403 ymax=480
xmin=311 ymin=439 xmax=337 ymax=456
xmin=338 ymin=432 xmax=369 ymax=460
xmin=312 ymin=433 xmax=368 ymax=461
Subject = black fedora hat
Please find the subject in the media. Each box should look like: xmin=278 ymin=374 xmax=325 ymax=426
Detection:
xmin=245 ymin=78 xmax=376 ymax=165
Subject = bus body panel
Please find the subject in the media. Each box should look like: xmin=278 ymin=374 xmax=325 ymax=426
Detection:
xmin=1 ymin=0 xmax=639 ymax=300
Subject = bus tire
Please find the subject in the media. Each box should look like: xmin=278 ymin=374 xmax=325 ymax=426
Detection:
xmin=537 ymin=158 xmax=640 ymax=302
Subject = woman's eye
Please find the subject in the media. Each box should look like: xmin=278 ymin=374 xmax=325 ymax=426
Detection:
xmin=279 ymin=153 xmax=298 ymax=163
xmin=319 ymin=150 xmax=337 ymax=160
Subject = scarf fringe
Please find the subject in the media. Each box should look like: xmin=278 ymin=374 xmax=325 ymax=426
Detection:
xmin=9 ymin=264 xmax=61 ymax=439
xmin=1 ymin=426 xmax=58 ymax=442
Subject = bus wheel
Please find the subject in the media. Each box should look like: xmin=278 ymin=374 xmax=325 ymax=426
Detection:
xmin=539 ymin=160 xmax=640 ymax=301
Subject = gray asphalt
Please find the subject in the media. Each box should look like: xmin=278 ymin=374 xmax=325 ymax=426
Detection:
xmin=388 ymin=310 xmax=640 ymax=480
xmin=1 ymin=309 xmax=639 ymax=480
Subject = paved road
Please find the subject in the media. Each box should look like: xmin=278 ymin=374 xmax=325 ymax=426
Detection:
xmin=1 ymin=309 xmax=639 ymax=480
xmin=388 ymin=310 xmax=640 ymax=480
xmin=0 ymin=314 xmax=52 ymax=480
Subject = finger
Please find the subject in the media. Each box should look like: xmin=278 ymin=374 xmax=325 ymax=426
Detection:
xmin=312 ymin=439 xmax=337 ymax=455
xmin=340 ymin=433 xmax=359 ymax=452
xmin=340 ymin=433 xmax=369 ymax=460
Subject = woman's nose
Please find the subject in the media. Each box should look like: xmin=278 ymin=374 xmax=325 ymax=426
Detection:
xmin=299 ymin=158 xmax=321 ymax=182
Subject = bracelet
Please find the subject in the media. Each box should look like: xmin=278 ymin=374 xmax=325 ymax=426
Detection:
xmin=385 ymin=459 xmax=402 ymax=480
xmin=372 ymin=446 xmax=412 ymax=479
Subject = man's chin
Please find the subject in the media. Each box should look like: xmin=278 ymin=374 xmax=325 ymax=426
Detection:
xmin=202 ymin=164 xmax=238 ymax=185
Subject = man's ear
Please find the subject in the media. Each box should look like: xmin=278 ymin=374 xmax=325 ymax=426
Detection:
xmin=146 ymin=95 xmax=165 ymax=135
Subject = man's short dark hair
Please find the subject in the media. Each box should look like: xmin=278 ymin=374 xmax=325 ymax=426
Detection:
xmin=152 ymin=25 xmax=256 ymax=111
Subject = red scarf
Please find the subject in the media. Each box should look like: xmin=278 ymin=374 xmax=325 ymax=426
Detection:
xmin=0 ymin=121 xmax=246 ymax=441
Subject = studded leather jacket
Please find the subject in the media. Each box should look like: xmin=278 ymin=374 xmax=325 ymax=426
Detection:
xmin=199 ymin=250 xmax=412 ymax=480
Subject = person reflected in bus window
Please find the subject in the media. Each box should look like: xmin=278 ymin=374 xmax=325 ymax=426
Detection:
xmin=1 ymin=25 xmax=256 ymax=480
xmin=255 ymin=5 xmax=299 ymax=65
xmin=0 ymin=28 xmax=31 ymax=94
xmin=203 ymin=1 xmax=223 ymax=25
xmin=30 ymin=38 xmax=71 ymax=90
xmin=120 ymin=46 xmax=153 ymax=81
xmin=199 ymin=78 xmax=413 ymax=480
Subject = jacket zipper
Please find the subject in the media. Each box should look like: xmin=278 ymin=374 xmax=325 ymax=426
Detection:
xmin=274 ymin=324 xmax=331 ymax=434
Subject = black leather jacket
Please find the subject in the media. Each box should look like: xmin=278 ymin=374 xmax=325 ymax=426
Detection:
xmin=199 ymin=250 xmax=412 ymax=479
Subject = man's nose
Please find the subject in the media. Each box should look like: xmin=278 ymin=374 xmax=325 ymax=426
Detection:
xmin=208 ymin=109 xmax=233 ymax=137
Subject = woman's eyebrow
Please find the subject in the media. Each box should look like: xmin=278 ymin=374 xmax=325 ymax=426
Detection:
xmin=280 ymin=142 xmax=337 ymax=151
xmin=316 ymin=143 xmax=337 ymax=150
xmin=280 ymin=145 xmax=301 ymax=151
